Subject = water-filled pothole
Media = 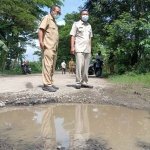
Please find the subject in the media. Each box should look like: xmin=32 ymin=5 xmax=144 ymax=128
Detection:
xmin=0 ymin=104 xmax=150 ymax=150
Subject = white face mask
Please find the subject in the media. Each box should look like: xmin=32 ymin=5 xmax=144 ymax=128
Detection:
xmin=53 ymin=14 xmax=60 ymax=19
xmin=82 ymin=15 xmax=89 ymax=22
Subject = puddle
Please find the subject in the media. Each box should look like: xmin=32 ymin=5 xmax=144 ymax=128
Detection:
xmin=0 ymin=104 xmax=150 ymax=150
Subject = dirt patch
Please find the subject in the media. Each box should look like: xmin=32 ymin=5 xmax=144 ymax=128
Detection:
xmin=0 ymin=72 xmax=150 ymax=110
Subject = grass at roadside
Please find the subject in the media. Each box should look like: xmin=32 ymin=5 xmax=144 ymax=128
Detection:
xmin=0 ymin=69 xmax=22 ymax=75
xmin=108 ymin=72 xmax=150 ymax=88
xmin=0 ymin=69 xmax=41 ymax=75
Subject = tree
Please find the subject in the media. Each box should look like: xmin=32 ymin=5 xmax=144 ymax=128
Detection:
xmin=58 ymin=10 xmax=102 ymax=67
xmin=84 ymin=0 xmax=150 ymax=73
xmin=57 ymin=12 xmax=80 ymax=68
xmin=0 ymin=0 xmax=63 ymax=71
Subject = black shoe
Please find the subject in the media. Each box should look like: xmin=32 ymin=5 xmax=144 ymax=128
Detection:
xmin=75 ymin=84 xmax=81 ymax=89
xmin=81 ymin=84 xmax=93 ymax=88
xmin=52 ymin=85 xmax=59 ymax=90
xmin=42 ymin=86 xmax=57 ymax=92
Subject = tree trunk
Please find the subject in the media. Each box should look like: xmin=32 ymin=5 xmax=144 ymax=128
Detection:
xmin=11 ymin=58 xmax=17 ymax=70
xmin=1 ymin=51 xmax=7 ymax=72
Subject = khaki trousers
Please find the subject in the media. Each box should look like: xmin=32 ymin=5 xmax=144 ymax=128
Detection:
xmin=69 ymin=66 xmax=74 ymax=74
xmin=74 ymin=105 xmax=90 ymax=149
xmin=42 ymin=49 xmax=57 ymax=86
xmin=41 ymin=106 xmax=56 ymax=149
xmin=75 ymin=53 xmax=91 ymax=84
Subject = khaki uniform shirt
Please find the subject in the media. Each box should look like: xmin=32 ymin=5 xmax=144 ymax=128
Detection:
xmin=39 ymin=15 xmax=58 ymax=51
xmin=69 ymin=60 xmax=74 ymax=67
xmin=70 ymin=20 xmax=93 ymax=53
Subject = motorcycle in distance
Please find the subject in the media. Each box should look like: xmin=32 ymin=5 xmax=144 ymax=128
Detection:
xmin=94 ymin=59 xmax=103 ymax=77
xmin=88 ymin=60 xmax=95 ymax=75
xmin=21 ymin=62 xmax=31 ymax=75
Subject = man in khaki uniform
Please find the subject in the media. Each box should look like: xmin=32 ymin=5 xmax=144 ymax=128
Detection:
xmin=70 ymin=10 xmax=93 ymax=89
xmin=69 ymin=58 xmax=74 ymax=74
xmin=38 ymin=5 xmax=61 ymax=92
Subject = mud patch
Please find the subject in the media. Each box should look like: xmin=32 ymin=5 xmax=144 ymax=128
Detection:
xmin=25 ymin=82 xmax=33 ymax=89
xmin=138 ymin=141 xmax=150 ymax=150
xmin=0 ymin=104 xmax=150 ymax=150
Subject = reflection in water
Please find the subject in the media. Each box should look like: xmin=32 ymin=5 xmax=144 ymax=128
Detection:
xmin=41 ymin=106 xmax=56 ymax=149
xmin=73 ymin=105 xmax=90 ymax=149
xmin=0 ymin=105 xmax=150 ymax=150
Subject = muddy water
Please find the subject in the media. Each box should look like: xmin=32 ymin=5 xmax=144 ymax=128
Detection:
xmin=0 ymin=104 xmax=150 ymax=150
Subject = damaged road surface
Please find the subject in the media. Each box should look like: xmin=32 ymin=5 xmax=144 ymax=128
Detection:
xmin=0 ymin=104 xmax=150 ymax=150
xmin=0 ymin=72 xmax=150 ymax=149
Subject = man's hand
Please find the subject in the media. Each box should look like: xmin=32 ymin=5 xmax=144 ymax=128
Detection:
xmin=70 ymin=47 xmax=75 ymax=55
xmin=70 ymin=36 xmax=75 ymax=55
xmin=38 ymin=28 xmax=46 ymax=51
xmin=40 ymin=42 xmax=46 ymax=51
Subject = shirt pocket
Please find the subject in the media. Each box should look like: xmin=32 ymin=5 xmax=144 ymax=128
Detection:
xmin=46 ymin=26 xmax=58 ymax=38
xmin=77 ymin=27 xmax=84 ymax=35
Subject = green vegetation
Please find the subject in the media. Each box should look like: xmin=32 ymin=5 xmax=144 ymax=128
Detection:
xmin=40 ymin=0 xmax=150 ymax=74
xmin=0 ymin=0 xmax=63 ymax=72
xmin=28 ymin=61 xmax=42 ymax=73
xmin=0 ymin=69 xmax=22 ymax=75
xmin=0 ymin=61 xmax=42 ymax=75
xmin=109 ymin=73 xmax=150 ymax=88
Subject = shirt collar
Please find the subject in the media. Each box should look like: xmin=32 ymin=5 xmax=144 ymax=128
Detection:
xmin=79 ymin=20 xmax=89 ymax=25
xmin=49 ymin=14 xmax=57 ymax=23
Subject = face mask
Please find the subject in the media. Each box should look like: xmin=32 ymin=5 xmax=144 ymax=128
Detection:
xmin=54 ymin=14 xmax=60 ymax=19
xmin=82 ymin=15 xmax=89 ymax=22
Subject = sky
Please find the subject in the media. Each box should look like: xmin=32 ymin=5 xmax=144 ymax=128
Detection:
xmin=25 ymin=0 xmax=86 ymax=61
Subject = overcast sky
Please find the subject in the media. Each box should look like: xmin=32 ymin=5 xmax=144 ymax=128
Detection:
xmin=25 ymin=0 xmax=86 ymax=61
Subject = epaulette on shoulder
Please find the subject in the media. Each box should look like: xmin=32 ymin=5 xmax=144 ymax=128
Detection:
xmin=41 ymin=15 xmax=49 ymax=21
xmin=73 ymin=21 xmax=79 ymax=26
xmin=74 ymin=21 xmax=79 ymax=24
xmin=45 ymin=15 xmax=49 ymax=18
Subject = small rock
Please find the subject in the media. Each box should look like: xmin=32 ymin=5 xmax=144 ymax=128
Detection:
xmin=0 ymin=102 xmax=5 ymax=107
xmin=57 ymin=145 xmax=61 ymax=149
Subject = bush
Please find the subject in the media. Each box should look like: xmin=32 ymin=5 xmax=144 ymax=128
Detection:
xmin=109 ymin=72 xmax=150 ymax=88
xmin=28 ymin=61 xmax=42 ymax=73
xmin=136 ymin=60 xmax=150 ymax=74
xmin=116 ymin=64 xmax=128 ymax=75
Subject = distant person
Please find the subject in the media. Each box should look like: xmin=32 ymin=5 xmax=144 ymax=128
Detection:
xmin=21 ymin=61 xmax=31 ymax=74
xmin=69 ymin=58 xmax=74 ymax=74
xmin=94 ymin=51 xmax=103 ymax=77
xmin=24 ymin=61 xmax=28 ymax=66
xmin=95 ymin=51 xmax=103 ymax=61
xmin=70 ymin=10 xmax=93 ymax=89
xmin=108 ymin=51 xmax=115 ymax=73
xmin=61 ymin=60 xmax=66 ymax=74
xmin=38 ymin=5 xmax=61 ymax=92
